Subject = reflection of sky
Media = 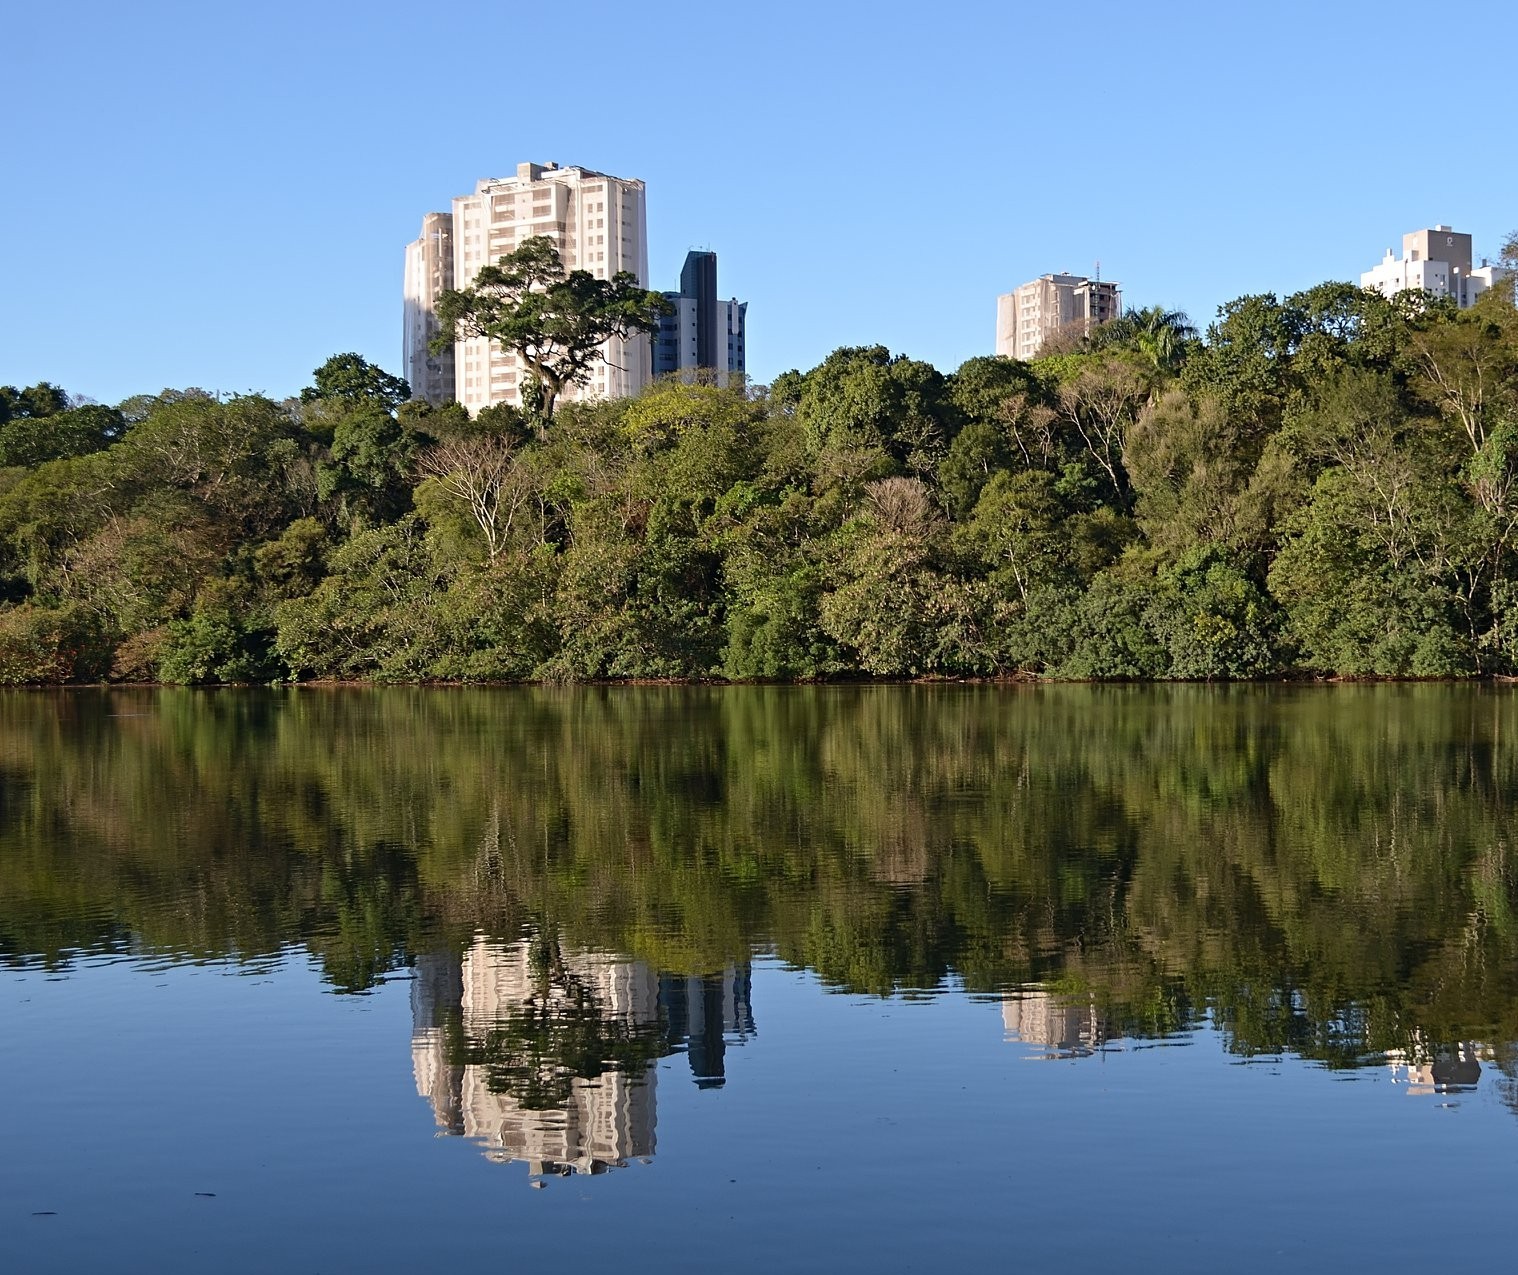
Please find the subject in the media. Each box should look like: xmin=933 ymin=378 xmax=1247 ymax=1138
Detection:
xmin=6 ymin=954 xmax=1518 ymax=1274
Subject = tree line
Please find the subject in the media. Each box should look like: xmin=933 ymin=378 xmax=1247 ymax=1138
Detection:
xmin=4 ymin=251 xmax=1518 ymax=683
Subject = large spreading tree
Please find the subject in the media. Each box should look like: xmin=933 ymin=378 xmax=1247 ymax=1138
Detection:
xmin=432 ymin=236 xmax=669 ymax=423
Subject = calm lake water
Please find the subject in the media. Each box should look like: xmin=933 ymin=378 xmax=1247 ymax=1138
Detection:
xmin=4 ymin=684 xmax=1518 ymax=1272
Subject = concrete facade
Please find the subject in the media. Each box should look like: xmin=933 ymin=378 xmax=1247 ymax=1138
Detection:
xmin=995 ymin=273 xmax=1122 ymax=361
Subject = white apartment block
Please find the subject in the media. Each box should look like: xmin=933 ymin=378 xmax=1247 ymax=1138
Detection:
xmin=403 ymin=162 xmax=651 ymax=413
xmin=1361 ymin=225 xmax=1510 ymax=308
xmin=402 ymin=212 xmax=455 ymax=405
xmin=995 ymin=273 xmax=1121 ymax=361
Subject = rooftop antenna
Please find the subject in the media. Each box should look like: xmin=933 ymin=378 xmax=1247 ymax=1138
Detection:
xmin=1094 ymin=259 xmax=1101 ymax=282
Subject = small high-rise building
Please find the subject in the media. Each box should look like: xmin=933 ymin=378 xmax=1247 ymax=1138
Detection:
xmin=995 ymin=272 xmax=1121 ymax=361
xmin=402 ymin=212 xmax=455 ymax=405
xmin=1361 ymin=225 xmax=1509 ymax=308
xmin=653 ymin=250 xmax=747 ymax=386
xmin=403 ymin=162 xmax=651 ymax=411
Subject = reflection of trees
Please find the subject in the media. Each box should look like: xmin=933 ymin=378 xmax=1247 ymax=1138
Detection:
xmin=3 ymin=685 xmax=1518 ymax=1076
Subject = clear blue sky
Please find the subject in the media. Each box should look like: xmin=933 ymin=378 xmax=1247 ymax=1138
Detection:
xmin=5 ymin=0 xmax=1514 ymax=404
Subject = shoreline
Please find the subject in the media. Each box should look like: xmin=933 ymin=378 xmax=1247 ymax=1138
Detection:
xmin=11 ymin=672 xmax=1518 ymax=691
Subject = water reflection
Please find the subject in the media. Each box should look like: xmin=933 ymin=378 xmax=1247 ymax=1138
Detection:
xmin=1002 ymin=989 xmax=1111 ymax=1059
xmin=1386 ymin=1037 xmax=1489 ymax=1095
xmin=411 ymin=934 xmax=754 ymax=1174
xmin=5 ymin=685 xmax=1518 ymax=1117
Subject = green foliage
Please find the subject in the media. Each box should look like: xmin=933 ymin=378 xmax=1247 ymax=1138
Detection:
xmin=159 ymin=604 xmax=278 ymax=685
xmin=0 ymin=382 xmax=70 ymax=422
xmin=301 ymin=353 xmax=412 ymax=411
xmin=274 ymin=517 xmax=455 ymax=680
xmin=1045 ymin=574 xmax=1168 ymax=678
xmin=795 ymin=346 xmax=958 ymax=479
xmin=315 ymin=403 xmax=420 ymax=524
xmin=820 ymin=478 xmax=952 ymax=676
xmin=1148 ymin=549 xmax=1282 ymax=679
xmin=0 ymin=401 xmax=125 ymax=467
xmin=433 ymin=236 xmax=670 ymax=422
xmin=17 ymin=683 xmax=1518 ymax=1072
xmin=723 ymin=562 xmax=842 ymax=679
xmin=5 ymin=272 xmax=1518 ymax=684
xmin=1088 ymin=305 xmax=1199 ymax=374
xmin=0 ymin=603 xmax=112 ymax=683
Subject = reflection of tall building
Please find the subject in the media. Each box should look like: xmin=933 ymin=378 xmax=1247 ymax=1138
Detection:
xmin=1002 ymin=989 xmax=1108 ymax=1058
xmin=411 ymin=936 xmax=755 ymax=1175
xmin=660 ymin=966 xmax=755 ymax=1088
xmin=412 ymin=937 xmax=658 ymax=1176
xmin=1386 ymin=1037 xmax=1489 ymax=1095
xmin=411 ymin=953 xmax=465 ymax=1133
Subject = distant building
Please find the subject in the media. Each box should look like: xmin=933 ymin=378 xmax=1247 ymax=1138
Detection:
xmin=654 ymin=250 xmax=747 ymax=386
xmin=995 ymin=272 xmax=1121 ymax=361
xmin=1361 ymin=226 xmax=1510 ymax=308
xmin=403 ymin=162 xmax=651 ymax=411
xmin=401 ymin=212 xmax=455 ymax=406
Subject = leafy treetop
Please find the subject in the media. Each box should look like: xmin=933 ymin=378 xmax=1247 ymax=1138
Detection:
xmin=432 ymin=236 xmax=670 ymax=424
xmin=301 ymin=353 xmax=412 ymax=412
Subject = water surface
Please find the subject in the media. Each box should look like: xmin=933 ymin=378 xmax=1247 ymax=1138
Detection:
xmin=3 ymin=686 xmax=1516 ymax=1271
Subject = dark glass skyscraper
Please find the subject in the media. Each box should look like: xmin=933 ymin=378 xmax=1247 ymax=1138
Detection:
xmin=654 ymin=250 xmax=747 ymax=384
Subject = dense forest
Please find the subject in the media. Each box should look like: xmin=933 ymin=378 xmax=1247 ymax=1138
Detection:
xmin=4 ymin=271 xmax=1518 ymax=684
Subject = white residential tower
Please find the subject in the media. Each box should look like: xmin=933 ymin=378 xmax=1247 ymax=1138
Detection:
xmin=1361 ymin=226 xmax=1509 ymax=308
xmin=404 ymin=162 xmax=651 ymax=412
xmin=995 ymin=272 xmax=1121 ymax=361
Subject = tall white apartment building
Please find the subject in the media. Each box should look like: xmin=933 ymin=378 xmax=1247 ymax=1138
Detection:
xmin=403 ymin=162 xmax=651 ymax=413
xmin=1361 ymin=225 xmax=1509 ymax=308
xmin=995 ymin=273 xmax=1121 ymax=361
xmin=402 ymin=212 xmax=455 ymax=405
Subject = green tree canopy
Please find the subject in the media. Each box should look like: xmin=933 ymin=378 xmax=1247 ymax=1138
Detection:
xmin=0 ymin=382 xmax=70 ymax=423
xmin=433 ymin=237 xmax=670 ymax=424
xmin=300 ymin=353 xmax=412 ymax=412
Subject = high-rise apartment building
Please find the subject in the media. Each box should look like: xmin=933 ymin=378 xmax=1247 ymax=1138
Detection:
xmin=653 ymin=250 xmax=747 ymax=386
xmin=1361 ymin=225 xmax=1509 ymax=308
xmin=403 ymin=162 xmax=651 ymax=412
xmin=401 ymin=212 xmax=455 ymax=405
xmin=994 ymin=273 xmax=1121 ymax=361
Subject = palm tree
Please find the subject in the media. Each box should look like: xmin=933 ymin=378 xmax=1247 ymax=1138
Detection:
xmin=1090 ymin=306 xmax=1199 ymax=375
